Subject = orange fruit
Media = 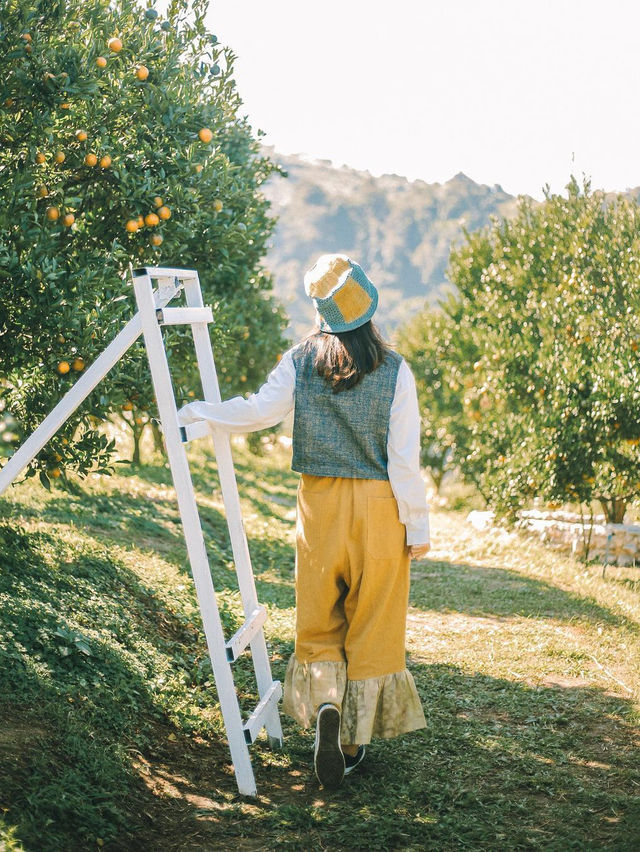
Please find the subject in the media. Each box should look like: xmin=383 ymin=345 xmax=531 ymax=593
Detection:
xmin=85 ymin=153 xmax=97 ymax=166
xmin=54 ymin=151 xmax=65 ymax=164
xmin=76 ymin=130 xmax=87 ymax=142
xmin=157 ymin=205 xmax=170 ymax=220
xmin=21 ymin=33 xmax=32 ymax=42
xmin=144 ymin=212 xmax=159 ymax=227
xmin=53 ymin=452 xmax=63 ymax=462
xmin=61 ymin=437 xmax=69 ymax=445
xmin=99 ymin=154 xmax=112 ymax=168
xmin=135 ymin=65 xmax=149 ymax=81
xmin=122 ymin=400 xmax=133 ymax=411
xmin=62 ymin=213 xmax=75 ymax=227
xmin=46 ymin=206 xmax=60 ymax=220
xmin=153 ymin=196 xmax=163 ymax=207
xmin=96 ymin=56 xmax=107 ymax=68
xmin=37 ymin=185 xmax=49 ymax=198
xmin=125 ymin=219 xmax=139 ymax=233
xmin=134 ymin=417 xmax=143 ymax=425
xmin=151 ymin=234 xmax=163 ymax=246
xmin=107 ymin=37 xmax=122 ymax=53
xmin=194 ymin=164 xmax=203 ymax=173
xmin=60 ymin=102 xmax=70 ymax=109
xmin=50 ymin=467 xmax=62 ymax=478
xmin=57 ymin=360 xmax=70 ymax=374
xmin=72 ymin=357 xmax=84 ymax=371
xmin=213 ymin=198 xmax=223 ymax=212
xmin=198 ymin=127 xmax=213 ymax=143
xmin=24 ymin=44 xmax=32 ymax=54
xmin=137 ymin=215 xmax=145 ymax=228
xmin=35 ymin=151 xmax=46 ymax=164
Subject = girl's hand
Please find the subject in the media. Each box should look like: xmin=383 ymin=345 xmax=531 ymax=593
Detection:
xmin=409 ymin=543 xmax=431 ymax=559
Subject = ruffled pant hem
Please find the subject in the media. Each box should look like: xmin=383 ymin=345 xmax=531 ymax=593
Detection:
xmin=281 ymin=655 xmax=427 ymax=744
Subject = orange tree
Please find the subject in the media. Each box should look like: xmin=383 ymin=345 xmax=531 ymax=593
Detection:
xmin=0 ymin=0 xmax=288 ymax=483
xmin=403 ymin=177 xmax=640 ymax=522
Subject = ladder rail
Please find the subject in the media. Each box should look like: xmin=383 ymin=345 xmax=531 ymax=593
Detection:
xmin=183 ymin=275 xmax=284 ymax=748
xmin=131 ymin=268 xmax=260 ymax=797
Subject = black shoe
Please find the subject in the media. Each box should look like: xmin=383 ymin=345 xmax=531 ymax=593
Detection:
xmin=314 ymin=704 xmax=345 ymax=788
xmin=344 ymin=745 xmax=366 ymax=776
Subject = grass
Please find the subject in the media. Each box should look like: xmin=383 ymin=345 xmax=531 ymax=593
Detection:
xmin=0 ymin=437 xmax=639 ymax=851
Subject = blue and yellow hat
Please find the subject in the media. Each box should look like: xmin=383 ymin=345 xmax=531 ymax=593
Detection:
xmin=303 ymin=253 xmax=378 ymax=333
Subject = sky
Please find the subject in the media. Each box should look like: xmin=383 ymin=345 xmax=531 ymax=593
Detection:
xmin=205 ymin=0 xmax=640 ymax=201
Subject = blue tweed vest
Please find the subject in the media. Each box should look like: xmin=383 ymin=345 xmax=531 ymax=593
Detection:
xmin=291 ymin=336 xmax=403 ymax=480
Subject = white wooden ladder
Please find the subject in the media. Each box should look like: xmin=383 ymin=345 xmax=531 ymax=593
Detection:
xmin=0 ymin=266 xmax=283 ymax=797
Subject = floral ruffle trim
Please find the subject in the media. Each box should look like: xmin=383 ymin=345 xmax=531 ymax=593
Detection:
xmin=282 ymin=655 xmax=426 ymax=744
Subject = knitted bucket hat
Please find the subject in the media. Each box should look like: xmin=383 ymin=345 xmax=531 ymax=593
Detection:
xmin=303 ymin=253 xmax=378 ymax=333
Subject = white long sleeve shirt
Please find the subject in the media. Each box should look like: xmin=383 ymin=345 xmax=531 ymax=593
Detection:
xmin=177 ymin=345 xmax=430 ymax=545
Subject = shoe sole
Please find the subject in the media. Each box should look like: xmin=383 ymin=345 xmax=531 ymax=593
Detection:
xmin=314 ymin=705 xmax=345 ymax=788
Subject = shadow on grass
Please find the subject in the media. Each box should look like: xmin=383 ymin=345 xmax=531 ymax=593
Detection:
xmin=0 ymin=517 xmax=295 ymax=851
xmin=69 ymin=661 xmax=639 ymax=852
xmin=1 ymin=481 xmax=187 ymax=554
xmin=0 ymin=520 xmax=220 ymax=851
xmin=0 ymin=498 xmax=297 ymax=852
xmin=1 ymin=473 xmax=295 ymax=603
xmin=410 ymin=558 xmax=640 ymax=631
xmin=231 ymin=455 xmax=299 ymax=493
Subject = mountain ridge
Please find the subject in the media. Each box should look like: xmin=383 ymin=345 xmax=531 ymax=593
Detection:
xmin=260 ymin=147 xmax=525 ymax=340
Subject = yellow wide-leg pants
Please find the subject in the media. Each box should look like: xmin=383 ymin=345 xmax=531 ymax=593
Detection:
xmin=282 ymin=473 xmax=426 ymax=745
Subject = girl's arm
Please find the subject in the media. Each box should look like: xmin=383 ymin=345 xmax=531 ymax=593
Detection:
xmin=387 ymin=359 xmax=430 ymax=547
xmin=177 ymin=346 xmax=297 ymax=433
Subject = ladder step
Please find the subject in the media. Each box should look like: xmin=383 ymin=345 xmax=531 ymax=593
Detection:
xmin=225 ymin=606 xmax=268 ymax=662
xmin=155 ymin=306 xmax=213 ymax=325
xmin=243 ymin=681 xmax=283 ymax=744
xmin=179 ymin=420 xmax=212 ymax=443
xmin=134 ymin=266 xmax=198 ymax=280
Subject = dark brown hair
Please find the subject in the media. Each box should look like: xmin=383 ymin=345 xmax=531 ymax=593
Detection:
xmin=303 ymin=320 xmax=391 ymax=393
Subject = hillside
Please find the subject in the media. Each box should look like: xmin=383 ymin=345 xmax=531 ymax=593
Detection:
xmin=1 ymin=436 xmax=639 ymax=850
xmin=261 ymin=149 xmax=523 ymax=340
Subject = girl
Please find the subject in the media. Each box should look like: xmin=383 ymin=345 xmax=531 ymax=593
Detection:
xmin=178 ymin=253 xmax=430 ymax=789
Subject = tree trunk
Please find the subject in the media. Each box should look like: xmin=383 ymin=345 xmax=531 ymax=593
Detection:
xmin=431 ymin=468 xmax=444 ymax=494
xmin=579 ymin=503 xmax=594 ymax=563
xmin=131 ymin=425 xmax=142 ymax=466
xmin=150 ymin=420 xmax=165 ymax=456
xmin=599 ymin=497 xmax=627 ymax=524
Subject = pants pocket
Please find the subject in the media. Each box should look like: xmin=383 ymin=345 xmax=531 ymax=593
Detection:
xmin=366 ymin=496 xmax=406 ymax=558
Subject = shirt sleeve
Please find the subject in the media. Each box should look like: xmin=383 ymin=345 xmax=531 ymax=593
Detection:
xmin=387 ymin=358 xmax=430 ymax=546
xmin=176 ymin=345 xmax=297 ymax=433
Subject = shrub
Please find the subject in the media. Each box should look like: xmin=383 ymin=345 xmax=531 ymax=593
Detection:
xmin=403 ymin=177 xmax=640 ymax=521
